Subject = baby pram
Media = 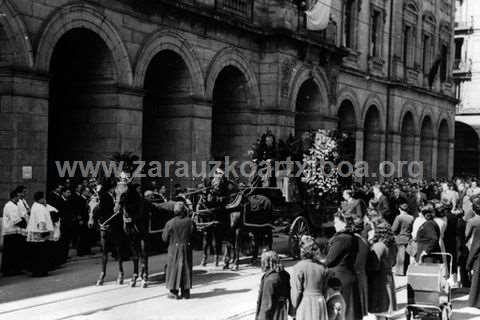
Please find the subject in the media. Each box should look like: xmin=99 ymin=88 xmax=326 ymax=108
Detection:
xmin=406 ymin=253 xmax=453 ymax=320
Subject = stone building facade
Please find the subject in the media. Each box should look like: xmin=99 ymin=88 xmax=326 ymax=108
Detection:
xmin=0 ymin=0 xmax=456 ymax=203
xmin=453 ymin=0 xmax=480 ymax=176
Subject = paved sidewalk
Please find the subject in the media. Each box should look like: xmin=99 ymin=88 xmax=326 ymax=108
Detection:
xmin=0 ymin=261 xmax=412 ymax=320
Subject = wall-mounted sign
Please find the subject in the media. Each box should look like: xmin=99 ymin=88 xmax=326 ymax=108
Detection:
xmin=22 ymin=166 xmax=32 ymax=180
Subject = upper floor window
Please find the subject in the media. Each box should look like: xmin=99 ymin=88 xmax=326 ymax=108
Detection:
xmin=402 ymin=1 xmax=419 ymax=69
xmin=422 ymin=13 xmax=435 ymax=74
xmin=422 ymin=34 xmax=432 ymax=74
xmin=403 ymin=24 xmax=413 ymax=68
xmin=343 ymin=0 xmax=357 ymax=48
xmin=370 ymin=8 xmax=384 ymax=57
xmin=440 ymin=44 xmax=449 ymax=82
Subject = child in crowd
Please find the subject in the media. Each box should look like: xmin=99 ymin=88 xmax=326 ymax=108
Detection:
xmin=326 ymin=277 xmax=346 ymax=320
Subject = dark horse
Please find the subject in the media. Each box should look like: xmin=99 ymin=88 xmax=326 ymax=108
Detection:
xmin=120 ymin=183 xmax=150 ymax=288
xmin=226 ymin=189 xmax=273 ymax=271
xmin=93 ymin=180 xmax=126 ymax=286
xmin=194 ymin=173 xmax=273 ymax=271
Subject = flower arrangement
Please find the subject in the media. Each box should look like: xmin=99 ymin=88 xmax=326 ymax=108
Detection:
xmin=301 ymin=129 xmax=342 ymax=203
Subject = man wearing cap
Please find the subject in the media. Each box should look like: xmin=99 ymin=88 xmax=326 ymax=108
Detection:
xmin=162 ymin=201 xmax=195 ymax=299
xmin=391 ymin=202 xmax=414 ymax=276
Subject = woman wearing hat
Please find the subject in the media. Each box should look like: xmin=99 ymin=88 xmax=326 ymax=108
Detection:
xmin=291 ymin=236 xmax=329 ymax=320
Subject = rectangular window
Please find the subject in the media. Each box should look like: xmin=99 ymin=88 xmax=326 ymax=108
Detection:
xmin=370 ymin=10 xmax=382 ymax=57
xmin=403 ymin=25 xmax=411 ymax=67
xmin=440 ymin=44 xmax=449 ymax=82
xmin=422 ymin=34 xmax=431 ymax=73
xmin=343 ymin=0 xmax=355 ymax=48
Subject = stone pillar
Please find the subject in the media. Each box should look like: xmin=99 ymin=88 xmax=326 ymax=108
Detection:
xmin=116 ymin=88 xmax=144 ymax=157
xmin=389 ymin=132 xmax=401 ymax=177
xmin=355 ymin=129 xmax=364 ymax=183
xmin=432 ymin=139 xmax=439 ymax=179
xmin=0 ymin=71 xmax=49 ymax=204
xmin=448 ymin=140 xmax=454 ymax=180
xmin=378 ymin=134 xmax=387 ymax=182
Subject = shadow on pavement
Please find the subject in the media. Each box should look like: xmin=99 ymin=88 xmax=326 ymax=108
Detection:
xmin=189 ymin=288 xmax=251 ymax=299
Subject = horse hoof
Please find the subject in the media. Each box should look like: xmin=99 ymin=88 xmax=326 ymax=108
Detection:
xmin=231 ymin=265 xmax=239 ymax=271
xmin=96 ymin=273 xmax=105 ymax=286
xmin=200 ymin=258 xmax=207 ymax=267
xmin=117 ymin=273 xmax=124 ymax=285
xmin=222 ymin=264 xmax=229 ymax=270
xmin=141 ymin=279 xmax=148 ymax=288
xmin=214 ymin=256 xmax=220 ymax=267
xmin=130 ymin=274 xmax=138 ymax=287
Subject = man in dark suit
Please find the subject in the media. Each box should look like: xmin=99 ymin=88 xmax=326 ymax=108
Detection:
xmin=390 ymin=187 xmax=407 ymax=221
xmin=74 ymin=185 xmax=92 ymax=256
xmin=392 ymin=202 xmax=414 ymax=276
xmin=373 ymin=184 xmax=392 ymax=224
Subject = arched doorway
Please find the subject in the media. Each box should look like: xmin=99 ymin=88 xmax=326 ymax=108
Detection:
xmin=437 ymin=120 xmax=450 ymax=178
xmin=337 ymin=100 xmax=356 ymax=184
xmin=455 ymin=121 xmax=479 ymax=177
xmin=400 ymin=112 xmax=416 ymax=177
xmin=420 ymin=117 xmax=434 ymax=179
xmin=212 ymin=66 xmax=255 ymax=163
xmin=143 ymin=50 xmax=193 ymax=186
xmin=295 ymin=79 xmax=326 ymax=136
xmin=364 ymin=106 xmax=382 ymax=181
xmin=47 ymin=28 xmax=118 ymax=187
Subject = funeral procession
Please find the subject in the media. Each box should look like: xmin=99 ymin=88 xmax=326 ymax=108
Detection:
xmin=3 ymin=0 xmax=480 ymax=319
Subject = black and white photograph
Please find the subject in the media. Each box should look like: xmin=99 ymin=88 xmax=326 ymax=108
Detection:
xmin=0 ymin=0 xmax=479 ymax=319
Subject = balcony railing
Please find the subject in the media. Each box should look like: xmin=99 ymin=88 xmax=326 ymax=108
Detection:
xmin=455 ymin=16 xmax=474 ymax=34
xmin=216 ymin=0 xmax=253 ymax=20
xmin=453 ymin=58 xmax=473 ymax=80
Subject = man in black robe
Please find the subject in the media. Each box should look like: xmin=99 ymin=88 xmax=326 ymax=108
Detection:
xmin=162 ymin=202 xmax=195 ymax=299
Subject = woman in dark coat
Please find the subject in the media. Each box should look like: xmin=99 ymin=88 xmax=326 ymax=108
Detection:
xmin=367 ymin=221 xmax=397 ymax=314
xmin=415 ymin=203 xmax=441 ymax=263
xmin=325 ymin=215 xmax=362 ymax=320
xmin=353 ymin=216 xmax=369 ymax=318
xmin=466 ymin=196 xmax=480 ymax=307
xmin=162 ymin=201 xmax=195 ymax=299
xmin=255 ymin=250 xmax=291 ymax=320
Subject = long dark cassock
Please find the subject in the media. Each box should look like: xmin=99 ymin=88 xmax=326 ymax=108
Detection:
xmin=162 ymin=215 xmax=195 ymax=291
xmin=466 ymin=215 xmax=480 ymax=307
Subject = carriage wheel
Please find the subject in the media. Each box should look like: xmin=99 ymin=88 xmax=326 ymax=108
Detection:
xmin=288 ymin=216 xmax=311 ymax=259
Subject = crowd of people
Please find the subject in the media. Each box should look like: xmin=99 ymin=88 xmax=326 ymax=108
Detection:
xmin=254 ymin=178 xmax=480 ymax=320
xmin=5 ymin=176 xmax=480 ymax=317
xmin=0 ymin=178 xmax=177 ymax=278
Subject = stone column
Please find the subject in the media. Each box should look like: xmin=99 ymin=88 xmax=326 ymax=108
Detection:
xmin=448 ymin=140 xmax=455 ymax=180
xmin=0 ymin=70 xmax=49 ymax=204
xmin=355 ymin=129 xmax=364 ymax=183
xmin=431 ymin=139 xmax=439 ymax=179
xmin=389 ymin=132 xmax=402 ymax=177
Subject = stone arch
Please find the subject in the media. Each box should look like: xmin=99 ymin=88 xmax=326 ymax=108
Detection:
xmin=134 ymin=30 xmax=205 ymax=96
xmin=363 ymin=105 xmax=383 ymax=180
xmin=398 ymin=103 xmax=420 ymax=135
xmin=400 ymin=111 xmax=416 ymax=176
xmin=0 ymin=0 xmax=33 ymax=67
xmin=455 ymin=121 xmax=479 ymax=177
xmin=437 ymin=119 xmax=450 ymax=178
xmin=336 ymin=87 xmax=361 ymax=127
xmin=289 ymin=64 xmax=330 ymax=114
xmin=420 ymin=115 xmax=434 ymax=179
xmin=361 ymin=95 xmax=386 ymax=131
xmin=337 ymin=99 xmax=357 ymax=172
xmin=35 ymin=3 xmax=133 ymax=86
xmin=205 ymin=47 xmax=260 ymax=108
xmin=210 ymin=64 xmax=258 ymax=162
